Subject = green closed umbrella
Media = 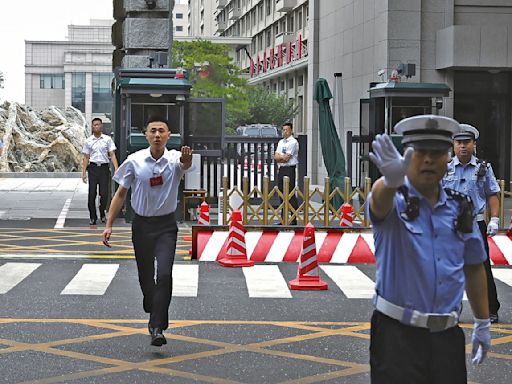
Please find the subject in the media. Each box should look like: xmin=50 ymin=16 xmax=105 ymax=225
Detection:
xmin=314 ymin=78 xmax=346 ymax=210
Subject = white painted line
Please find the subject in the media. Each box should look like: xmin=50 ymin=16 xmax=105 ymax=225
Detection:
xmin=61 ymin=264 xmax=119 ymax=295
xmin=54 ymin=198 xmax=72 ymax=229
xmin=172 ymin=264 xmax=199 ymax=297
xmin=245 ymin=231 xmax=263 ymax=258
xmin=0 ymin=263 xmax=41 ymax=294
xmin=490 ymin=235 xmax=512 ymax=265
xmin=492 ymin=268 xmax=512 ymax=287
xmin=0 ymin=254 xmax=103 ymax=259
xmin=265 ymin=231 xmax=295 ymax=262
xmin=330 ymin=233 xmax=360 ymax=264
xmin=243 ymin=265 xmax=292 ymax=298
xmin=200 ymin=231 xmax=229 ymax=261
xmin=320 ymin=265 xmax=375 ymax=298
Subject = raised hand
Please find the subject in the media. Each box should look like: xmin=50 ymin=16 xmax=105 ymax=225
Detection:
xmin=369 ymin=134 xmax=413 ymax=188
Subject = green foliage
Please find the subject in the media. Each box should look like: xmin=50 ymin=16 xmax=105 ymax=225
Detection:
xmin=172 ymin=40 xmax=250 ymax=132
xmin=244 ymin=86 xmax=299 ymax=127
xmin=171 ymin=41 xmax=299 ymax=133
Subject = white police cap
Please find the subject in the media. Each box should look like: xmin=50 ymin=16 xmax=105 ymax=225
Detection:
xmin=394 ymin=114 xmax=461 ymax=150
xmin=454 ymin=123 xmax=479 ymax=141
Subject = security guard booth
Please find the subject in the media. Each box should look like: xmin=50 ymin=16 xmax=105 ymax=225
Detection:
xmin=111 ymin=68 xmax=225 ymax=221
xmin=362 ymin=81 xmax=451 ymax=181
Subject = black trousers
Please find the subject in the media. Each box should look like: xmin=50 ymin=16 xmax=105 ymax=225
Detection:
xmin=277 ymin=165 xmax=299 ymax=224
xmin=477 ymin=220 xmax=500 ymax=314
xmin=132 ymin=212 xmax=178 ymax=330
xmin=87 ymin=164 xmax=110 ymax=221
xmin=370 ymin=310 xmax=467 ymax=384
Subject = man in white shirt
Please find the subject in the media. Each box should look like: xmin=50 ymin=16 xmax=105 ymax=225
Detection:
xmin=82 ymin=118 xmax=119 ymax=225
xmin=274 ymin=122 xmax=299 ymax=225
xmin=102 ymin=116 xmax=194 ymax=347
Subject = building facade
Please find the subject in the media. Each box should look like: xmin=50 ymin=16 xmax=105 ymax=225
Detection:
xmin=25 ymin=20 xmax=114 ymax=129
xmin=188 ymin=0 xmax=216 ymax=36
xmin=174 ymin=1 xmax=190 ymax=37
xmin=307 ymin=0 xmax=512 ymax=185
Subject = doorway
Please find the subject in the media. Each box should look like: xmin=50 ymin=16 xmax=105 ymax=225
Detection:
xmin=454 ymin=71 xmax=511 ymax=185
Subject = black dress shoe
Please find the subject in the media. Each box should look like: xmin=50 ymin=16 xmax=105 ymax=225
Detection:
xmin=150 ymin=328 xmax=167 ymax=346
xmin=89 ymin=219 xmax=97 ymax=226
xmin=490 ymin=313 xmax=499 ymax=324
xmin=148 ymin=322 xmax=153 ymax=335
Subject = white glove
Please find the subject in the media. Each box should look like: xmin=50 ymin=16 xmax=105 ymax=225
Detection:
xmin=369 ymin=134 xmax=414 ymax=188
xmin=471 ymin=318 xmax=491 ymax=365
xmin=487 ymin=217 xmax=499 ymax=236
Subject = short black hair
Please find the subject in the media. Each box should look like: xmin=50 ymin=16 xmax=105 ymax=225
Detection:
xmin=145 ymin=116 xmax=170 ymax=130
xmin=92 ymin=117 xmax=102 ymax=124
xmin=283 ymin=122 xmax=293 ymax=130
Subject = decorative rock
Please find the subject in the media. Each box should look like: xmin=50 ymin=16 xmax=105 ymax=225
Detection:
xmin=0 ymin=101 xmax=88 ymax=172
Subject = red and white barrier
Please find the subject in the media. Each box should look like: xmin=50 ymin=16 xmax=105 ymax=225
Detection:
xmin=195 ymin=229 xmax=512 ymax=265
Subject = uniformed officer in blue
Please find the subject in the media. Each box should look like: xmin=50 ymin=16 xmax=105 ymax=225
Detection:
xmin=442 ymin=123 xmax=501 ymax=324
xmin=102 ymin=116 xmax=194 ymax=347
xmin=368 ymin=115 xmax=491 ymax=383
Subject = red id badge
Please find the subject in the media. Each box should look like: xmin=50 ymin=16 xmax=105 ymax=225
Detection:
xmin=149 ymin=175 xmax=164 ymax=187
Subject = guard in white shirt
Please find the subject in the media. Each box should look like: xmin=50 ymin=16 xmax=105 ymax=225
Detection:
xmin=274 ymin=122 xmax=299 ymax=225
xmin=102 ymin=116 xmax=194 ymax=347
xmin=82 ymin=118 xmax=119 ymax=225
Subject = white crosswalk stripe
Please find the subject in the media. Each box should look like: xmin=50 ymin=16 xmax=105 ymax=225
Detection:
xmin=172 ymin=264 xmax=199 ymax=297
xmin=1 ymin=262 xmax=512 ymax=300
xmin=321 ymin=265 xmax=375 ymax=298
xmin=243 ymin=265 xmax=292 ymax=298
xmin=61 ymin=264 xmax=119 ymax=295
xmin=0 ymin=262 xmax=41 ymax=294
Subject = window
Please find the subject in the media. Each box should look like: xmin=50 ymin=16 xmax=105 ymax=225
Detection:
xmin=175 ymin=13 xmax=183 ymax=19
xmin=266 ymin=30 xmax=271 ymax=47
xmin=40 ymin=74 xmax=64 ymax=89
xmin=92 ymin=73 xmax=113 ymax=114
xmin=259 ymin=4 xmax=263 ymax=20
xmin=288 ymin=14 xmax=294 ymax=32
xmin=288 ymin=77 xmax=294 ymax=88
xmin=72 ymin=73 xmax=85 ymax=112
xmin=266 ymin=0 xmax=271 ymax=15
xmin=298 ymin=75 xmax=304 ymax=86
xmin=298 ymin=11 xmax=302 ymax=29
xmin=176 ymin=26 xmax=183 ymax=31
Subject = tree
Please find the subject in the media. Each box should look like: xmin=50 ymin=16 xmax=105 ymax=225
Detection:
xmin=171 ymin=40 xmax=250 ymax=133
xmin=244 ymin=85 xmax=300 ymax=127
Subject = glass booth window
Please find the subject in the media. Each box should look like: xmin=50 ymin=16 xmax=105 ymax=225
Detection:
xmin=92 ymin=73 xmax=113 ymax=114
xmin=131 ymin=103 xmax=181 ymax=135
xmin=71 ymin=73 xmax=85 ymax=112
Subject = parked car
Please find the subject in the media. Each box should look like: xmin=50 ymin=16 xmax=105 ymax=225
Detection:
xmin=236 ymin=124 xmax=280 ymax=138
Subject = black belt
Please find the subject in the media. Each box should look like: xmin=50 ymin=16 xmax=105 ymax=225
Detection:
xmin=89 ymin=162 xmax=109 ymax=167
xmin=280 ymin=165 xmax=296 ymax=169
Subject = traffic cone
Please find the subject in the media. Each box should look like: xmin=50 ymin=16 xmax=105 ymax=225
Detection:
xmin=198 ymin=201 xmax=210 ymax=225
xmin=218 ymin=209 xmax=254 ymax=267
xmin=340 ymin=203 xmax=353 ymax=227
xmin=289 ymin=223 xmax=328 ymax=290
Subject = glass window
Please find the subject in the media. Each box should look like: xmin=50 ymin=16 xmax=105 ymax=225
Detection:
xmin=92 ymin=73 xmax=113 ymax=114
xmin=40 ymin=74 xmax=64 ymax=89
xmin=176 ymin=13 xmax=183 ymax=19
xmin=72 ymin=73 xmax=86 ymax=112
xmin=176 ymin=26 xmax=183 ymax=31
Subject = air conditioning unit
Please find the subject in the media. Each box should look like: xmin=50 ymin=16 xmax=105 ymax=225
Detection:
xmin=229 ymin=7 xmax=242 ymax=20
xmin=276 ymin=0 xmax=297 ymax=13
xmin=275 ymin=32 xmax=295 ymax=46
xmin=216 ymin=0 xmax=227 ymax=9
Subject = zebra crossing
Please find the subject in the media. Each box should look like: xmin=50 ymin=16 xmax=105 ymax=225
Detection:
xmin=1 ymin=261 xmax=512 ymax=299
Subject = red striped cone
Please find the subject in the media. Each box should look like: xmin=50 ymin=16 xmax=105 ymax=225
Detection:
xmin=218 ymin=210 xmax=254 ymax=267
xmin=198 ymin=202 xmax=210 ymax=225
xmin=289 ymin=223 xmax=328 ymax=290
xmin=340 ymin=203 xmax=353 ymax=227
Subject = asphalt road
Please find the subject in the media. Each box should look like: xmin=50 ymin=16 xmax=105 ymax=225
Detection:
xmin=0 ymin=178 xmax=511 ymax=383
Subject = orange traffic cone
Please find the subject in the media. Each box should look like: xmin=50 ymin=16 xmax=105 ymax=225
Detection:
xmin=289 ymin=223 xmax=328 ymax=290
xmin=218 ymin=210 xmax=254 ymax=267
xmin=198 ymin=201 xmax=210 ymax=225
xmin=340 ymin=203 xmax=353 ymax=227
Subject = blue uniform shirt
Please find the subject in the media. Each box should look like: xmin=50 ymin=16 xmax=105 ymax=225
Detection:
xmin=368 ymin=178 xmax=486 ymax=314
xmin=442 ymin=155 xmax=500 ymax=215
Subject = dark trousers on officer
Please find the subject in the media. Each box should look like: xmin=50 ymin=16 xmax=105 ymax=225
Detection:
xmin=277 ymin=165 xmax=299 ymax=225
xmin=370 ymin=310 xmax=467 ymax=384
xmin=132 ymin=212 xmax=178 ymax=330
xmin=87 ymin=163 xmax=110 ymax=221
xmin=477 ymin=220 xmax=500 ymax=314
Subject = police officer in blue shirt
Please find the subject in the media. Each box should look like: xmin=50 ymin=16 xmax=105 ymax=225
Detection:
xmin=442 ymin=124 xmax=501 ymax=323
xmin=368 ymin=115 xmax=491 ymax=384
